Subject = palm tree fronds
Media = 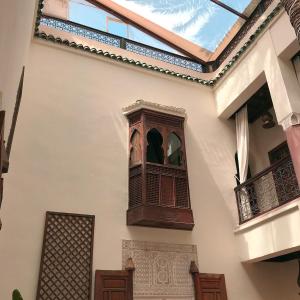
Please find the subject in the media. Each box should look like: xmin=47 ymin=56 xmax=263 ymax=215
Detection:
xmin=173 ymin=8 xmax=204 ymax=32
xmin=127 ymin=0 xmax=206 ymax=15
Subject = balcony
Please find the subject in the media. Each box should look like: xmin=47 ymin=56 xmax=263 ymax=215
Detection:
xmin=235 ymin=156 xmax=300 ymax=224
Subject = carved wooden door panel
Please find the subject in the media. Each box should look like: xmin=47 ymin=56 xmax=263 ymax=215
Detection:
xmin=94 ymin=271 xmax=132 ymax=300
xmin=199 ymin=274 xmax=228 ymax=300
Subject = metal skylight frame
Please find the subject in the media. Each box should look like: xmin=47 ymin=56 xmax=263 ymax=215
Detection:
xmin=86 ymin=0 xmax=261 ymax=60
xmin=41 ymin=0 xmax=266 ymax=63
xmin=209 ymin=0 xmax=249 ymax=20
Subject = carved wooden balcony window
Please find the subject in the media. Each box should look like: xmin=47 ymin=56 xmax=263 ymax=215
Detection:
xmin=123 ymin=100 xmax=194 ymax=230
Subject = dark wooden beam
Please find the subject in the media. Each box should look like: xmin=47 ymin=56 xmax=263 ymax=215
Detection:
xmin=6 ymin=66 xmax=24 ymax=159
xmin=298 ymin=258 xmax=300 ymax=288
xmin=210 ymin=0 xmax=248 ymax=20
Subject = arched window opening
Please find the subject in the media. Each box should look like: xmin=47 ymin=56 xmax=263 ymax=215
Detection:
xmin=125 ymin=104 xmax=193 ymax=230
xmin=168 ymin=133 xmax=182 ymax=166
xmin=130 ymin=130 xmax=141 ymax=166
xmin=147 ymin=128 xmax=164 ymax=164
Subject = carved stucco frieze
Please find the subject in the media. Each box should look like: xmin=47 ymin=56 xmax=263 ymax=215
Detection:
xmin=122 ymin=240 xmax=198 ymax=299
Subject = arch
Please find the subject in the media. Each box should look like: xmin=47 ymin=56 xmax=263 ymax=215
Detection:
xmin=147 ymin=128 xmax=164 ymax=164
xmin=167 ymin=132 xmax=182 ymax=166
xmin=130 ymin=129 xmax=141 ymax=166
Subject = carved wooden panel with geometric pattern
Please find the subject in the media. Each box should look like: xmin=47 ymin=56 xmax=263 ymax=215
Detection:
xmin=36 ymin=212 xmax=95 ymax=300
xmin=198 ymin=273 xmax=228 ymax=300
xmin=94 ymin=270 xmax=132 ymax=300
xmin=125 ymin=107 xmax=194 ymax=230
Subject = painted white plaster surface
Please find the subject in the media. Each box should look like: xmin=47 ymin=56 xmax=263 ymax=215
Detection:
xmin=0 ymin=41 xmax=296 ymax=300
xmin=235 ymin=198 xmax=300 ymax=262
xmin=1 ymin=2 xmax=300 ymax=299
xmin=0 ymin=0 xmax=36 ymax=138
xmin=214 ymin=12 xmax=300 ymax=124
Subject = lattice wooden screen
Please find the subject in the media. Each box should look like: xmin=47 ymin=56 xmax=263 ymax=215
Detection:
xmin=126 ymin=106 xmax=194 ymax=230
xmin=36 ymin=212 xmax=95 ymax=300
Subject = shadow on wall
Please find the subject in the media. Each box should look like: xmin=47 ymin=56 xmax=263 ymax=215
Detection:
xmin=238 ymin=203 xmax=299 ymax=266
xmin=243 ymin=260 xmax=299 ymax=300
xmin=186 ymin=119 xmax=238 ymax=224
xmin=126 ymin=121 xmax=239 ymax=250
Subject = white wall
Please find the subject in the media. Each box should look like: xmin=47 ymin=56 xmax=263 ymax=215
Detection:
xmin=235 ymin=199 xmax=300 ymax=264
xmin=0 ymin=0 xmax=36 ymax=138
xmin=0 ymin=41 xmax=294 ymax=300
xmin=214 ymin=11 xmax=300 ymax=125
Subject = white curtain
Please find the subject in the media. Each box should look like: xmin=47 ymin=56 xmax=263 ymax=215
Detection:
xmin=236 ymin=106 xmax=252 ymax=220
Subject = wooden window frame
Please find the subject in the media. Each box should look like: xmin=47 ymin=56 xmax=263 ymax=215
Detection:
xmin=125 ymin=108 xmax=194 ymax=230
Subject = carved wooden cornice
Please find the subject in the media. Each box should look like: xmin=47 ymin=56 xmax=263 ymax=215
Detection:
xmin=122 ymin=100 xmax=186 ymax=118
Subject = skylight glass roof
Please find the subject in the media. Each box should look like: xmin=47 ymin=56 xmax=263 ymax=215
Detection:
xmin=69 ymin=0 xmax=185 ymax=54
xmin=111 ymin=0 xmax=255 ymax=52
xmin=220 ymin=0 xmax=258 ymax=13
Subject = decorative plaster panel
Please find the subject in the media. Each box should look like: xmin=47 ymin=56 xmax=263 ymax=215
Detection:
xmin=122 ymin=240 xmax=197 ymax=299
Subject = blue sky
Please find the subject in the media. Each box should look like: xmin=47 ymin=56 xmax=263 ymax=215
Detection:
xmin=69 ymin=0 xmax=184 ymax=54
xmin=69 ymin=0 xmax=253 ymax=52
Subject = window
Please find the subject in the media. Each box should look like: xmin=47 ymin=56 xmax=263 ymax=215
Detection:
xmin=147 ymin=128 xmax=164 ymax=164
xmin=168 ymin=132 xmax=182 ymax=166
xmin=68 ymin=0 xmax=183 ymax=54
xmin=268 ymin=141 xmax=290 ymax=164
xmin=124 ymin=101 xmax=194 ymax=230
xmin=106 ymin=16 xmax=128 ymax=37
xmin=130 ymin=129 xmax=141 ymax=166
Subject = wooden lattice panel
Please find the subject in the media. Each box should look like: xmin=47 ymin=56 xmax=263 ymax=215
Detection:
xmin=147 ymin=164 xmax=186 ymax=178
xmin=175 ymin=177 xmax=189 ymax=208
xmin=146 ymin=173 xmax=160 ymax=205
xmin=126 ymin=106 xmax=194 ymax=230
xmin=160 ymin=175 xmax=174 ymax=207
xmin=129 ymin=174 xmax=143 ymax=208
xmin=36 ymin=212 xmax=95 ymax=300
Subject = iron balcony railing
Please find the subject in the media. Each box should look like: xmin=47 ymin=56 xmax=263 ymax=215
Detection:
xmin=235 ymin=156 xmax=300 ymax=224
xmin=39 ymin=15 xmax=206 ymax=73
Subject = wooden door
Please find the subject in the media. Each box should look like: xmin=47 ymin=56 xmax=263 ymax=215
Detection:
xmin=94 ymin=271 xmax=132 ymax=300
xmin=198 ymin=274 xmax=228 ymax=300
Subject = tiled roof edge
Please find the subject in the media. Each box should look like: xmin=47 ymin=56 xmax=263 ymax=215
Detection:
xmin=212 ymin=2 xmax=283 ymax=85
xmin=34 ymin=0 xmax=282 ymax=87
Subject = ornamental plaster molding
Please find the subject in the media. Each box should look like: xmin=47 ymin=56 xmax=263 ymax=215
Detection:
xmin=280 ymin=112 xmax=300 ymax=130
xmin=122 ymin=100 xmax=186 ymax=118
xmin=122 ymin=240 xmax=198 ymax=299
